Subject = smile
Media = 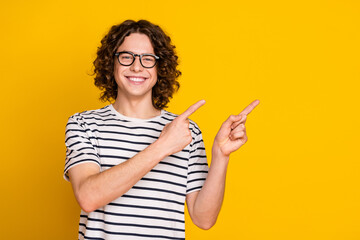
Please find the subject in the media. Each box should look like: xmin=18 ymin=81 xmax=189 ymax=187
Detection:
xmin=126 ymin=76 xmax=147 ymax=84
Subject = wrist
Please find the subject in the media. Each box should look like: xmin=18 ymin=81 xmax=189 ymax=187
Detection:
xmin=210 ymin=149 xmax=229 ymax=175
xmin=212 ymin=142 xmax=229 ymax=160
xmin=151 ymin=138 xmax=171 ymax=159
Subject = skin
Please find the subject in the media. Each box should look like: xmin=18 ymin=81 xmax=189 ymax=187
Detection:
xmin=112 ymin=33 xmax=160 ymax=119
xmin=68 ymin=33 xmax=260 ymax=230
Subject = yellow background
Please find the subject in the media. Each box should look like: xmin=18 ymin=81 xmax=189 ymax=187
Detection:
xmin=1 ymin=0 xmax=359 ymax=239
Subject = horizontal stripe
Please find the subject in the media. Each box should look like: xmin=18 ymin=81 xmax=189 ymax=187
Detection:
xmin=82 ymin=116 xmax=130 ymax=122
xmin=190 ymin=139 xmax=204 ymax=147
xmin=85 ymin=122 xmax=163 ymax=133
xmin=65 ymin=121 xmax=80 ymax=127
xmin=122 ymin=194 xmax=184 ymax=206
xmin=92 ymin=137 xmax=189 ymax=154
xmin=93 ymin=136 xmax=151 ymax=146
xmin=132 ymin=186 xmax=186 ymax=197
xmin=99 ymin=155 xmax=129 ymax=160
xmin=187 ymin=178 xmax=206 ymax=184
xmin=96 ymin=145 xmax=140 ymax=153
xmin=188 ymin=170 xmax=208 ymax=175
xmin=83 ymin=226 xmax=185 ymax=240
xmin=100 ymin=165 xmax=188 ymax=179
xmin=161 ymin=116 xmax=175 ymax=122
xmin=85 ymin=129 xmax=159 ymax=139
xmin=189 ymin=147 xmax=205 ymax=153
xmin=167 ymin=154 xmax=188 ymax=161
xmin=189 ymin=154 xmax=207 ymax=159
xmin=107 ymin=202 xmax=184 ymax=214
xmin=94 ymin=209 xmax=185 ymax=223
xmin=188 ymin=162 xmax=208 ymax=167
xmin=65 ymin=134 xmax=88 ymax=143
xmin=158 ymin=161 xmax=187 ymax=170
xmin=68 ymin=141 xmax=92 ymax=148
xmin=64 ymin=159 xmax=100 ymax=173
xmin=80 ymin=111 xmax=112 ymax=117
xmin=82 ymin=216 xmax=185 ymax=232
xmin=141 ymin=177 xmax=186 ymax=188
xmin=149 ymin=120 xmax=166 ymax=127
xmin=65 ymin=152 xmax=99 ymax=165
xmin=77 ymin=147 xmax=96 ymax=152
xmin=65 ymin=128 xmax=85 ymax=134
xmin=83 ymin=234 xmax=105 ymax=240
xmin=150 ymin=169 xmax=187 ymax=179
xmin=187 ymin=186 xmax=202 ymax=193
xmin=94 ymin=155 xmax=189 ymax=166
xmin=84 ymin=236 xmax=105 ymax=240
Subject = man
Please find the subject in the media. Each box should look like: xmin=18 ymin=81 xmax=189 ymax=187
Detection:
xmin=64 ymin=19 xmax=259 ymax=240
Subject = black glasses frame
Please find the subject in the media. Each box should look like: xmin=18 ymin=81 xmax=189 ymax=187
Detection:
xmin=114 ymin=51 xmax=160 ymax=68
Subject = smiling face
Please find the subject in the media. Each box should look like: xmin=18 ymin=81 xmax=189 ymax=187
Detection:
xmin=114 ymin=33 xmax=158 ymax=103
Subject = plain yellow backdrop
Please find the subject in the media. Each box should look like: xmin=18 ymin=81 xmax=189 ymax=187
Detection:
xmin=1 ymin=0 xmax=359 ymax=239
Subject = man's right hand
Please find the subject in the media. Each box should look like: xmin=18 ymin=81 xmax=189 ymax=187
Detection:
xmin=157 ymin=100 xmax=206 ymax=156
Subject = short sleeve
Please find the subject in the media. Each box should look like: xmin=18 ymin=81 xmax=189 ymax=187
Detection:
xmin=63 ymin=114 xmax=101 ymax=181
xmin=186 ymin=122 xmax=209 ymax=194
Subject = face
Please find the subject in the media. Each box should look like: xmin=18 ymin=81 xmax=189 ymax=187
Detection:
xmin=114 ymin=33 xmax=158 ymax=102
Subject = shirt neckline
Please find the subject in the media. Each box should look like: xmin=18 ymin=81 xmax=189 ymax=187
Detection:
xmin=108 ymin=104 xmax=165 ymax=122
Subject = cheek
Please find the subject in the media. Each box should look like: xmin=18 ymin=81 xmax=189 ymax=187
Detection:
xmin=150 ymin=68 xmax=158 ymax=81
xmin=113 ymin=65 xmax=125 ymax=83
xmin=113 ymin=64 xmax=119 ymax=79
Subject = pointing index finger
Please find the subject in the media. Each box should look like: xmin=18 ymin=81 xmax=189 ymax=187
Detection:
xmin=178 ymin=100 xmax=206 ymax=120
xmin=240 ymin=99 xmax=260 ymax=116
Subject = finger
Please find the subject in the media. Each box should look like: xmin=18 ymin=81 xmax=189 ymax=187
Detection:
xmin=221 ymin=114 xmax=242 ymax=131
xmin=231 ymin=123 xmax=245 ymax=132
xmin=231 ymin=115 xmax=247 ymax=129
xmin=230 ymin=124 xmax=245 ymax=137
xmin=230 ymin=130 xmax=245 ymax=140
xmin=240 ymin=99 xmax=260 ymax=116
xmin=178 ymin=100 xmax=206 ymax=120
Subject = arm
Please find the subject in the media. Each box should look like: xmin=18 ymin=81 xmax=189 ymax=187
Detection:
xmin=186 ymin=100 xmax=260 ymax=229
xmin=68 ymin=140 xmax=168 ymax=213
xmin=68 ymin=100 xmax=206 ymax=213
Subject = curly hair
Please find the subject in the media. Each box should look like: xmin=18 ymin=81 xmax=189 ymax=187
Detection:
xmin=93 ymin=20 xmax=181 ymax=110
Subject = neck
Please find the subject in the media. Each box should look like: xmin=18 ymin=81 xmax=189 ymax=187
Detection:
xmin=112 ymin=95 xmax=161 ymax=119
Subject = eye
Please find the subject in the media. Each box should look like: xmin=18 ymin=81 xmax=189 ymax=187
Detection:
xmin=143 ymin=56 xmax=155 ymax=62
xmin=121 ymin=55 xmax=132 ymax=60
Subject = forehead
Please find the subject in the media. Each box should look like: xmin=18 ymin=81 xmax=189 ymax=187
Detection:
xmin=117 ymin=33 xmax=154 ymax=54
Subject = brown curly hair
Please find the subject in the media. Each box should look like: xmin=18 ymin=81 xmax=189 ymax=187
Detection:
xmin=93 ymin=19 xmax=181 ymax=109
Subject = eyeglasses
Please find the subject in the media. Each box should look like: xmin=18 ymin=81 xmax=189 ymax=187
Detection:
xmin=114 ymin=51 xmax=160 ymax=68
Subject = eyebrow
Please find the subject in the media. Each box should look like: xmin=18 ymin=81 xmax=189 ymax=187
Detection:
xmin=118 ymin=50 xmax=155 ymax=55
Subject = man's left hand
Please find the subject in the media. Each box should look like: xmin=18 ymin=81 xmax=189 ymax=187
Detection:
xmin=213 ymin=100 xmax=260 ymax=157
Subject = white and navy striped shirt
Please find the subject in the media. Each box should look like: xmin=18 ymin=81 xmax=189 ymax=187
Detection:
xmin=64 ymin=105 xmax=209 ymax=240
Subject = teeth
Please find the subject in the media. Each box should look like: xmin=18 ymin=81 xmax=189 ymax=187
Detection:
xmin=128 ymin=77 xmax=145 ymax=82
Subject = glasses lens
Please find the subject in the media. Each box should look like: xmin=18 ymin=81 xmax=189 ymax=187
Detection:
xmin=118 ymin=52 xmax=134 ymax=66
xmin=141 ymin=55 xmax=157 ymax=68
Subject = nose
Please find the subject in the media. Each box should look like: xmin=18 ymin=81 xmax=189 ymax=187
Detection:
xmin=130 ymin=55 xmax=143 ymax=72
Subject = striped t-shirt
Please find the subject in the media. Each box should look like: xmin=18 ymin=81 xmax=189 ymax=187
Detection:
xmin=64 ymin=105 xmax=209 ymax=240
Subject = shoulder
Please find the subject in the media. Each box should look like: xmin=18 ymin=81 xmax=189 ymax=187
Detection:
xmin=160 ymin=110 xmax=178 ymax=122
xmin=66 ymin=105 xmax=115 ymax=128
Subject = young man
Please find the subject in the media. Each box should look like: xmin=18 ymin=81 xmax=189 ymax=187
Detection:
xmin=64 ymin=20 xmax=259 ymax=240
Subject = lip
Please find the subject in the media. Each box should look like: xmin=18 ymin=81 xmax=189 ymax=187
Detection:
xmin=126 ymin=76 xmax=148 ymax=85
